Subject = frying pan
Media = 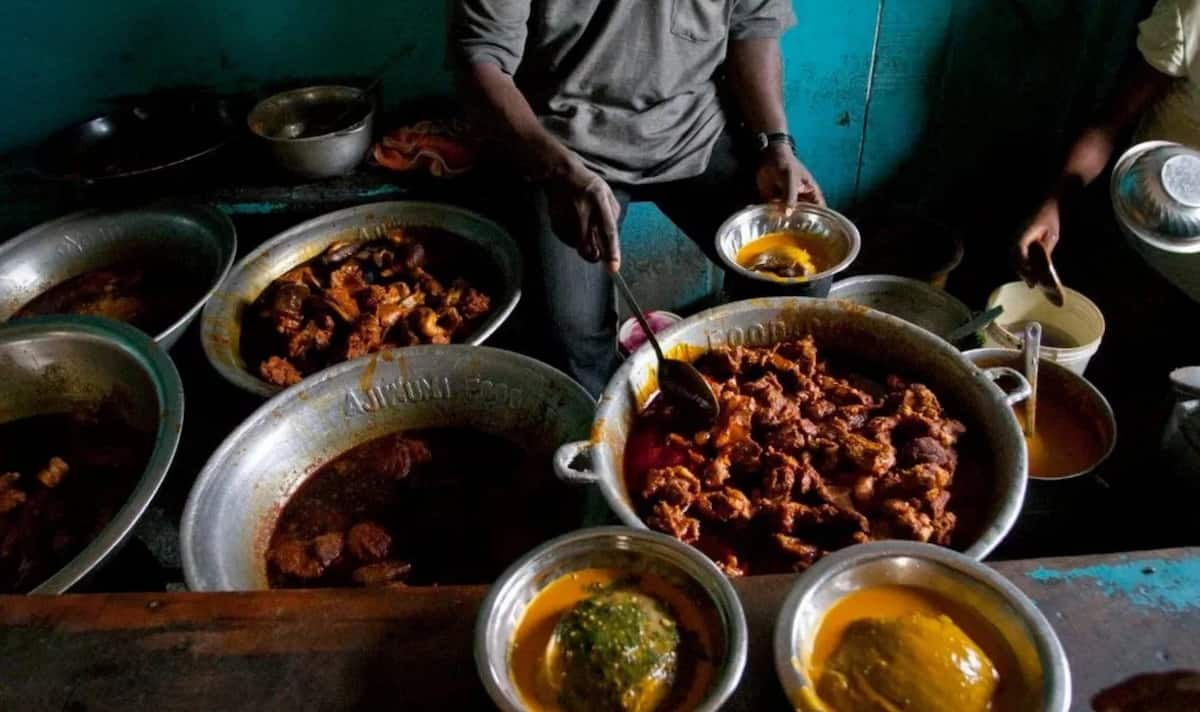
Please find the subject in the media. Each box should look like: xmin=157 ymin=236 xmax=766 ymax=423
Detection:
xmin=34 ymin=97 xmax=236 ymax=184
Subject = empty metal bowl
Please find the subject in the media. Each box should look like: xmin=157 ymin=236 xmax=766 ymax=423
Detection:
xmin=0 ymin=316 xmax=184 ymax=593
xmin=830 ymin=274 xmax=972 ymax=340
xmin=774 ymin=541 xmax=1070 ymax=711
xmin=475 ymin=526 xmax=748 ymax=712
xmin=715 ymin=203 xmax=861 ymax=297
xmin=0 ymin=203 xmax=237 ymax=349
xmin=1112 ymin=140 xmax=1200 ymax=253
xmin=201 ymin=201 xmax=523 ymax=397
xmin=248 ymin=85 xmax=375 ymax=179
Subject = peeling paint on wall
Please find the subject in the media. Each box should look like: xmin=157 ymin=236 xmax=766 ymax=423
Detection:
xmin=1027 ymin=557 xmax=1200 ymax=612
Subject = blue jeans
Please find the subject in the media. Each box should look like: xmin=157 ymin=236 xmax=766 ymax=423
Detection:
xmin=534 ymin=133 xmax=756 ymax=396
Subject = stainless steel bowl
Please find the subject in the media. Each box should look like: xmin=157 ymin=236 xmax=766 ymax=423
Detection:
xmin=966 ymin=348 xmax=1116 ymax=481
xmin=248 ymin=85 xmax=375 ymax=179
xmin=181 ymin=345 xmax=592 ymax=591
xmin=475 ymin=526 xmax=748 ymax=712
xmin=0 ymin=203 xmax=237 ymax=349
xmin=830 ymin=274 xmax=972 ymax=340
xmin=773 ymin=541 xmax=1070 ymax=711
xmin=1112 ymin=140 xmax=1200 ymax=254
xmin=715 ymin=203 xmax=861 ymax=294
xmin=555 ymin=298 xmax=1032 ymax=561
xmin=0 ymin=316 xmax=184 ymax=593
xmin=201 ymin=201 xmax=523 ymax=397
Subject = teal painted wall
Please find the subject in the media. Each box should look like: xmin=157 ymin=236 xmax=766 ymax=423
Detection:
xmin=0 ymin=0 xmax=1149 ymax=312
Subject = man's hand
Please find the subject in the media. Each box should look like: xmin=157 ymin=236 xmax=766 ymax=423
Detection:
xmin=544 ymin=160 xmax=622 ymax=272
xmin=1016 ymin=197 xmax=1061 ymax=286
xmin=756 ymin=144 xmax=825 ymax=206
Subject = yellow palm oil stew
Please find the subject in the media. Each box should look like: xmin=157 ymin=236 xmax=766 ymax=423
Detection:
xmin=796 ymin=585 xmax=1037 ymax=712
xmin=1014 ymin=392 xmax=1107 ymax=479
xmin=509 ymin=568 xmax=719 ymax=712
xmin=735 ymin=230 xmax=839 ymax=279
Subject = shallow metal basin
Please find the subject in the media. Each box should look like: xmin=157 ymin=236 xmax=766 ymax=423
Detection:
xmin=248 ymin=85 xmax=375 ymax=179
xmin=201 ymin=201 xmax=523 ymax=398
xmin=774 ymin=541 xmax=1070 ymax=711
xmin=181 ymin=345 xmax=591 ymax=591
xmin=0 ymin=203 xmax=237 ymax=349
xmin=0 ymin=316 xmax=184 ymax=593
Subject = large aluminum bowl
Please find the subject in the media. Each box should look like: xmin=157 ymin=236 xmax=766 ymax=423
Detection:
xmin=773 ymin=541 xmax=1070 ymax=711
xmin=555 ymin=298 xmax=1031 ymax=561
xmin=0 ymin=203 xmax=237 ymax=349
xmin=476 ymin=526 xmax=748 ymax=712
xmin=181 ymin=345 xmax=591 ymax=591
xmin=0 ymin=316 xmax=184 ymax=593
xmin=201 ymin=201 xmax=523 ymax=398
xmin=248 ymin=85 xmax=375 ymax=179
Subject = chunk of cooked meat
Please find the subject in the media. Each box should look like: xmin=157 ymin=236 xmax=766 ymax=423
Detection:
xmin=458 ymin=288 xmax=491 ymax=320
xmin=642 ymin=466 xmax=701 ymax=509
xmin=36 ymin=457 xmax=70 ymax=488
xmin=347 ymin=521 xmax=392 ymax=563
xmin=0 ymin=473 xmax=26 ymax=513
xmin=348 ymin=435 xmax=431 ymax=480
xmin=839 ymin=431 xmax=896 ymax=476
xmin=774 ymin=534 xmax=825 ymax=571
xmin=286 ymin=316 xmax=335 ymax=359
xmin=269 ymin=539 xmax=326 ymax=580
xmin=693 ymin=487 xmax=754 ymax=523
xmin=899 ymin=436 xmax=956 ymax=469
xmin=344 ymin=315 xmax=384 ymax=360
xmin=260 ymin=356 xmax=303 ymax=387
xmin=880 ymin=499 xmax=935 ymax=542
xmin=713 ymin=393 xmax=755 ymax=448
xmin=351 ymin=560 xmax=413 ymax=586
xmin=267 ymin=282 xmax=310 ymax=335
xmin=646 ymin=501 xmax=701 ymax=544
xmin=310 ymin=532 xmax=345 ymax=567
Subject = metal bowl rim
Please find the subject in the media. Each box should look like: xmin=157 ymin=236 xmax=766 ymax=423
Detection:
xmin=714 ymin=203 xmax=863 ymax=284
xmin=199 ymin=200 xmax=523 ymax=397
xmin=772 ymin=540 xmax=1071 ymax=712
xmin=180 ymin=343 xmax=588 ymax=591
xmin=595 ymin=297 xmax=1028 ymax=561
xmin=1 ymin=315 xmax=184 ymax=594
xmin=1112 ymin=140 xmax=1200 ymax=251
xmin=0 ymin=202 xmax=239 ymax=345
xmin=247 ymin=85 xmax=374 ymax=143
xmin=473 ymin=525 xmax=749 ymax=712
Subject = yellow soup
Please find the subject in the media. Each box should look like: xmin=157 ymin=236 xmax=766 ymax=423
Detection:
xmin=735 ymin=230 xmax=837 ymax=280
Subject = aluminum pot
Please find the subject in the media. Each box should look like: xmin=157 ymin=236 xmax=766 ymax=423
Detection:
xmin=0 ymin=203 xmax=237 ymax=349
xmin=476 ymin=526 xmax=748 ymax=712
xmin=555 ymin=297 xmax=1032 ymax=561
xmin=248 ymin=85 xmax=375 ymax=179
xmin=0 ymin=316 xmax=184 ymax=593
xmin=773 ymin=541 xmax=1070 ymax=711
xmin=181 ymin=345 xmax=592 ymax=591
xmin=829 ymin=274 xmax=972 ymax=341
xmin=201 ymin=201 xmax=523 ymax=397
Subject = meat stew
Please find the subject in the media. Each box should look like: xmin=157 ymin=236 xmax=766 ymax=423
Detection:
xmin=266 ymin=428 xmax=581 ymax=588
xmin=242 ymin=227 xmax=494 ymax=388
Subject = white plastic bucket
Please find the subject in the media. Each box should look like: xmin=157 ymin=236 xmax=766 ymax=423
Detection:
xmin=984 ymin=282 xmax=1105 ymax=375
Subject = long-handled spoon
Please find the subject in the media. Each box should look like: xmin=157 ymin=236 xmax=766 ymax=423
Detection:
xmin=1022 ymin=322 xmax=1042 ymax=436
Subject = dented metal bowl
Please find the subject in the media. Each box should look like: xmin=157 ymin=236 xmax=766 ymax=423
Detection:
xmin=0 ymin=203 xmax=237 ymax=349
xmin=774 ymin=541 xmax=1070 ymax=711
xmin=476 ymin=527 xmax=748 ymax=712
xmin=0 ymin=316 xmax=183 ymax=593
xmin=181 ymin=345 xmax=592 ymax=591
xmin=200 ymin=201 xmax=523 ymax=398
xmin=554 ymin=297 xmax=1031 ymax=562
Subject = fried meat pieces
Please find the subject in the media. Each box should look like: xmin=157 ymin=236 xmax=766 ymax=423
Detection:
xmin=635 ymin=337 xmax=966 ymax=575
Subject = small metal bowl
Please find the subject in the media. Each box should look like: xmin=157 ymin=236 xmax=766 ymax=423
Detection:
xmin=475 ymin=526 xmax=748 ymax=712
xmin=1112 ymin=140 xmax=1200 ymax=254
xmin=0 ymin=203 xmax=238 ymax=349
xmin=715 ymin=203 xmax=861 ymax=297
xmin=774 ymin=541 xmax=1070 ymax=711
xmin=248 ymin=85 xmax=375 ymax=179
xmin=201 ymin=201 xmax=522 ymax=397
xmin=0 ymin=316 xmax=184 ymax=593
xmin=830 ymin=274 xmax=972 ymax=341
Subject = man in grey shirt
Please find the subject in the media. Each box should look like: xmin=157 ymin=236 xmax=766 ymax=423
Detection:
xmin=453 ymin=0 xmax=822 ymax=395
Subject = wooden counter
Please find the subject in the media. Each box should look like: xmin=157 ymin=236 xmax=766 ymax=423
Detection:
xmin=1 ymin=547 xmax=1198 ymax=711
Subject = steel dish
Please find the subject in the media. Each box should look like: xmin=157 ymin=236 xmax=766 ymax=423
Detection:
xmin=248 ymin=85 xmax=375 ymax=178
xmin=829 ymin=274 xmax=972 ymax=340
xmin=181 ymin=345 xmax=592 ymax=591
xmin=773 ymin=541 xmax=1070 ymax=711
xmin=0 ymin=316 xmax=184 ymax=593
xmin=715 ymin=203 xmax=861 ymax=297
xmin=554 ymin=297 xmax=1031 ymax=561
xmin=0 ymin=203 xmax=238 ymax=349
xmin=475 ymin=526 xmax=748 ymax=712
xmin=201 ymin=201 xmax=522 ymax=397
xmin=1112 ymin=140 xmax=1200 ymax=253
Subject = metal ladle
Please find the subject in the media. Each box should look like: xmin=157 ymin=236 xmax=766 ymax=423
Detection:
xmin=1022 ymin=321 xmax=1042 ymax=436
xmin=611 ymin=272 xmax=719 ymax=422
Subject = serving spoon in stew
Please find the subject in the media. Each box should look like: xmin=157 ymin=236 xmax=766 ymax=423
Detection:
xmin=610 ymin=271 xmax=719 ymax=423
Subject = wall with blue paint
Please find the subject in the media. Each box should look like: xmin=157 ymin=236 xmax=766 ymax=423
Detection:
xmin=0 ymin=0 xmax=1150 ymax=311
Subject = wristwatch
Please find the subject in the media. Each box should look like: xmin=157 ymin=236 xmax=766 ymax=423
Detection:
xmin=756 ymin=131 xmax=796 ymax=153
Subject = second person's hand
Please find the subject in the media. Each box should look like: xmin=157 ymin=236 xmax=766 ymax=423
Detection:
xmin=1016 ymin=197 xmax=1062 ymax=287
xmin=544 ymin=159 xmax=622 ymax=272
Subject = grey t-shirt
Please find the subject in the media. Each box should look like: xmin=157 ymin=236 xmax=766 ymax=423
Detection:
xmin=452 ymin=0 xmax=795 ymax=185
